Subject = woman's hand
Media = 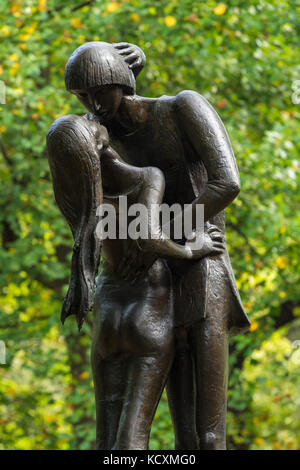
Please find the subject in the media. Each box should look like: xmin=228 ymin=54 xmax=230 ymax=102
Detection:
xmin=113 ymin=42 xmax=146 ymax=77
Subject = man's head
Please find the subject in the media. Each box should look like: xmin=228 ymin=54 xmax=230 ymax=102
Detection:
xmin=65 ymin=42 xmax=136 ymax=120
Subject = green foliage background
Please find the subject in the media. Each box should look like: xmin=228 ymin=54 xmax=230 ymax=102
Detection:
xmin=0 ymin=0 xmax=299 ymax=450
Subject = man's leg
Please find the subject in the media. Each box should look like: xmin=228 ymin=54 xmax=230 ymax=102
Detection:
xmin=188 ymin=297 xmax=229 ymax=450
xmin=166 ymin=327 xmax=199 ymax=450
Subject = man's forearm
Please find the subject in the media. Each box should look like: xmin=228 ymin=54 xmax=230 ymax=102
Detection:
xmin=191 ymin=179 xmax=240 ymax=226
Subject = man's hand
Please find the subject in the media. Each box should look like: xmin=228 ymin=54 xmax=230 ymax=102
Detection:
xmin=185 ymin=225 xmax=225 ymax=259
xmin=113 ymin=42 xmax=146 ymax=77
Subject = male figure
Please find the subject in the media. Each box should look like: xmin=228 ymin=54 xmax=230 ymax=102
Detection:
xmin=50 ymin=41 xmax=250 ymax=450
xmin=48 ymin=112 xmax=222 ymax=449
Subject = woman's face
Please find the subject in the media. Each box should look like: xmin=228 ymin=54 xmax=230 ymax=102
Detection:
xmin=72 ymin=85 xmax=124 ymax=122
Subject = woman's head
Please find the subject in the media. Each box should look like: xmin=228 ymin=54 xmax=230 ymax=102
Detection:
xmin=64 ymin=42 xmax=136 ymax=120
xmin=47 ymin=114 xmax=109 ymax=162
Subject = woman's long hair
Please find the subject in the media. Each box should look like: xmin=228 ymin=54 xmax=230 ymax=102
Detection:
xmin=47 ymin=115 xmax=105 ymax=329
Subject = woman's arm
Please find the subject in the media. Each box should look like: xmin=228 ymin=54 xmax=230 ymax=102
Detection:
xmin=101 ymin=148 xmax=224 ymax=276
xmin=136 ymin=166 xmax=224 ymax=260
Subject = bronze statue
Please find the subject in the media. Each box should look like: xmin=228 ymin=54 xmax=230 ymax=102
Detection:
xmin=47 ymin=41 xmax=250 ymax=450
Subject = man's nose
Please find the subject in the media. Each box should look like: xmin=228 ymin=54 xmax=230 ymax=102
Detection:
xmin=88 ymin=94 xmax=101 ymax=113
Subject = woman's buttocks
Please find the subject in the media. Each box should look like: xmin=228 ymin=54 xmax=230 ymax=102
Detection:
xmin=92 ymin=259 xmax=174 ymax=359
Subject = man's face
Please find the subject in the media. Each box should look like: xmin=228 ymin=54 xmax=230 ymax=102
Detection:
xmin=71 ymin=85 xmax=123 ymax=121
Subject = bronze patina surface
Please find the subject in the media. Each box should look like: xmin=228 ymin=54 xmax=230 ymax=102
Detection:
xmin=47 ymin=41 xmax=250 ymax=450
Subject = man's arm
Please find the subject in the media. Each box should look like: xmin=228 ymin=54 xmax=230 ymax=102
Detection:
xmin=101 ymin=147 xmax=223 ymax=265
xmin=174 ymin=90 xmax=241 ymax=225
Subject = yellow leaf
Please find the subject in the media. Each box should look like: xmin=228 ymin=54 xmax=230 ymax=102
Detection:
xmin=164 ymin=16 xmax=177 ymax=27
xmin=15 ymin=437 xmax=32 ymax=450
xmin=19 ymin=312 xmax=30 ymax=322
xmin=19 ymin=33 xmax=31 ymax=41
xmin=70 ymin=18 xmax=82 ymax=28
xmin=131 ymin=13 xmax=140 ymax=22
xmin=0 ymin=26 xmax=10 ymax=37
xmin=276 ymin=256 xmax=288 ymax=269
xmin=11 ymin=8 xmax=22 ymax=18
xmin=272 ymin=442 xmax=281 ymax=450
xmin=79 ymin=371 xmax=89 ymax=380
xmin=254 ymin=437 xmax=264 ymax=445
xmin=38 ymin=0 xmax=47 ymax=11
xmin=214 ymin=4 xmax=227 ymax=15
xmin=25 ymin=25 xmax=37 ymax=35
xmin=249 ymin=321 xmax=259 ymax=332
xmin=106 ymin=2 xmax=121 ymax=13
xmin=44 ymin=415 xmax=56 ymax=424
xmin=3 ymin=304 xmax=14 ymax=314
xmin=279 ymin=291 xmax=286 ymax=298
xmin=9 ymin=68 xmax=18 ymax=77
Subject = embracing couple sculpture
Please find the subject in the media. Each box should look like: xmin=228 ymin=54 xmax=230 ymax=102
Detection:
xmin=47 ymin=42 xmax=250 ymax=450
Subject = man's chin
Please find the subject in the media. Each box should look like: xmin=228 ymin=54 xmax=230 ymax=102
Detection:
xmin=94 ymin=110 xmax=115 ymax=122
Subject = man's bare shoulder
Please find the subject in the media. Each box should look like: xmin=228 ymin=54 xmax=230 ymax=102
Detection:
xmin=173 ymin=90 xmax=214 ymax=113
xmin=137 ymin=92 xmax=196 ymax=104
xmin=135 ymin=92 xmax=217 ymax=124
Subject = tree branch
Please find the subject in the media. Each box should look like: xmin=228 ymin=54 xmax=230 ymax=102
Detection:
xmin=72 ymin=0 xmax=95 ymax=12
xmin=0 ymin=138 xmax=13 ymax=168
xmin=227 ymin=221 xmax=258 ymax=256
